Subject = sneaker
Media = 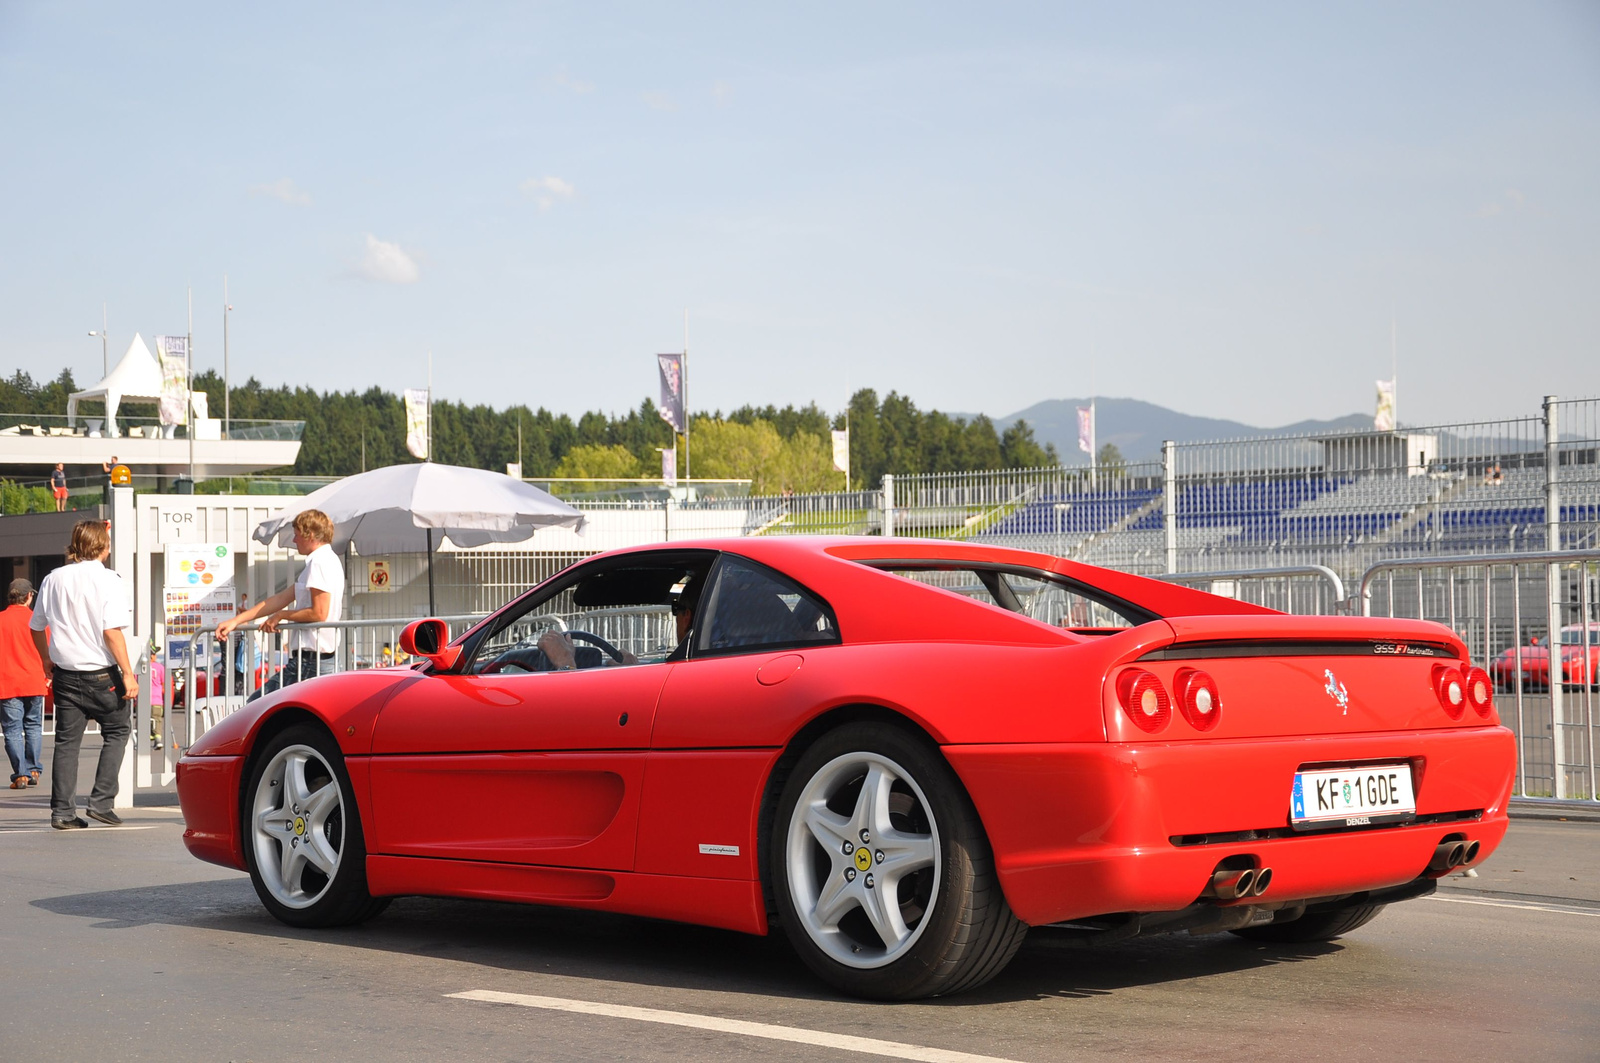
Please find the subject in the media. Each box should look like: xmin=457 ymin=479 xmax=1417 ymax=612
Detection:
xmin=86 ymin=808 xmax=124 ymax=827
xmin=27 ymin=771 xmax=38 ymax=786
xmin=8 ymin=777 xmax=25 ymax=790
xmin=51 ymin=816 xmax=88 ymax=830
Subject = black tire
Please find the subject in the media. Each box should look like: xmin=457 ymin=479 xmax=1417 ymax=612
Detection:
xmin=241 ymin=723 xmax=389 ymax=928
xmin=770 ymin=721 xmax=1026 ymax=999
xmin=1230 ymin=903 xmax=1386 ymax=943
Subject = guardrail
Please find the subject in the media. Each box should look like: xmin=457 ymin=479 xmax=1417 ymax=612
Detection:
xmin=166 ymin=604 xmax=676 ymax=753
xmin=164 ymin=614 xmax=485 ymax=754
xmin=1359 ymin=548 xmax=1600 ymax=801
xmin=1155 ymin=565 xmax=1347 ymax=615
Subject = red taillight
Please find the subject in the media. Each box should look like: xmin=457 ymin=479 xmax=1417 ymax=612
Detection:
xmin=1464 ymin=667 xmax=1493 ymax=717
xmin=1432 ymin=664 xmax=1466 ymax=720
xmin=1116 ymin=668 xmax=1171 ymax=733
xmin=1173 ymin=667 xmax=1222 ymax=732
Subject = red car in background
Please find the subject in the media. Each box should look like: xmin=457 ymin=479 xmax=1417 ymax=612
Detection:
xmin=1490 ymin=624 xmax=1600 ymax=691
xmin=176 ymin=537 xmax=1515 ymax=999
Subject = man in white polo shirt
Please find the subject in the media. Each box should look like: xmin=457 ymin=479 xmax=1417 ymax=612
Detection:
xmin=30 ymin=519 xmax=134 ymax=829
xmin=217 ymin=508 xmax=344 ymax=698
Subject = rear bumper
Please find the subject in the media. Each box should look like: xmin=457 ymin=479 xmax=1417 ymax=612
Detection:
xmin=176 ymin=754 xmax=246 ymax=871
xmin=944 ymin=726 xmax=1516 ymax=926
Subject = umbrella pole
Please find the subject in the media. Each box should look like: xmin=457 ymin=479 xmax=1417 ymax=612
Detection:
xmin=426 ymin=527 xmax=436 ymax=616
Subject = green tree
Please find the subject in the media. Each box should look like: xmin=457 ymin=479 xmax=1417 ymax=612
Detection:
xmin=1095 ymin=442 xmax=1126 ymax=478
xmin=552 ymin=444 xmax=645 ymax=479
xmin=999 ymin=419 xmax=1059 ymax=469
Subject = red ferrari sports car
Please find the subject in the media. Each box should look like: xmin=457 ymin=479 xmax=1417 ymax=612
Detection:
xmin=177 ymin=537 xmax=1516 ymax=999
xmin=1489 ymin=624 xmax=1600 ymax=691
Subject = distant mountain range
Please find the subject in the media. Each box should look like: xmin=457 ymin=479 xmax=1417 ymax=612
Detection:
xmin=985 ymin=398 xmax=1373 ymax=463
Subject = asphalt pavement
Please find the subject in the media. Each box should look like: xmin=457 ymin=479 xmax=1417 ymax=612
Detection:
xmin=3 ymin=738 xmax=1597 ymax=1062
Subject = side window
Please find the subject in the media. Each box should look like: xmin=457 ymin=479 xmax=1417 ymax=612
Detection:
xmin=466 ymin=554 xmax=713 ymax=673
xmin=1000 ymin=572 xmax=1140 ymax=630
xmin=698 ymin=556 xmax=839 ymax=654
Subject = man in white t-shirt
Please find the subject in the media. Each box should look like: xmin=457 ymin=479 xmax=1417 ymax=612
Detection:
xmin=217 ymin=509 xmax=344 ymax=699
xmin=30 ymin=520 xmax=134 ymax=829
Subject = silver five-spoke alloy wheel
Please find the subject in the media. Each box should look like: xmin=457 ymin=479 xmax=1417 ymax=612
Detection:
xmin=785 ymin=751 xmax=941 ymax=968
xmin=250 ymin=743 xmax=345 ymax=909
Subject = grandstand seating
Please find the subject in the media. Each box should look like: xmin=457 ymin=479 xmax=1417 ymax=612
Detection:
xmin=961 ymin=459 xmax=1597 ymax=571
xmin=983 ymin=487 xmax=1161 ymax=539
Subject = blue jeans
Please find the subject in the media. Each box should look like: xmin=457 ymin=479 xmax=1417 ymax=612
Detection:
xmin=49 ymin=669 xmax=130 ymax=819
xmin=248 ymin=651 xmax=336 ymax=702
xmin=2 ymin=695 xmax=44 ymax=781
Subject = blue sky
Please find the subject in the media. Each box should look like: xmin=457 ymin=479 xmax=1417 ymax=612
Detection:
xmin=2 ymin=2 xmax=1597 ymax=427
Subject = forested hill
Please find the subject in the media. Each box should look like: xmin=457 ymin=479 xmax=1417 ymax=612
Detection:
xmin=1 ymin=368 xmax=1060 ymax=491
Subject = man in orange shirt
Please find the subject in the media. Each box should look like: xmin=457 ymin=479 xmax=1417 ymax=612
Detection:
xmin=1 ymin=578 xmax=48 ymax=788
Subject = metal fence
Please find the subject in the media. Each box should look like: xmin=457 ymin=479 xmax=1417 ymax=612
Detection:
xmin=1360 ymin=549 xmax=1600 ymax=802
xmin=733 ymin=394 xmax=1600 ymax=591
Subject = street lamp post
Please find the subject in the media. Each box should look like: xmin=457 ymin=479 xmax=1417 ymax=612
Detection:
xmin=223 ymin=276 xmax=232 ymax=437
xmin=86 ymin=303 xmax=108 ymax=377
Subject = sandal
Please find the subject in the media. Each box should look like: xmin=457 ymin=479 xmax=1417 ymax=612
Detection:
xmin=28 ymin=770 xmax=40 ymax=786
xmin=9 ymin=777 xmax=26 ymax=790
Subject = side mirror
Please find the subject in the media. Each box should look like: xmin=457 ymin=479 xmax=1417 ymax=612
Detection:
xmin=400 ymin=618 xmax=461 ymax=671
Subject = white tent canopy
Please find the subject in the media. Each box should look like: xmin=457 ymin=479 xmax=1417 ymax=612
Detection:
xmin=67 ymin=332 xmax=178 ymax=437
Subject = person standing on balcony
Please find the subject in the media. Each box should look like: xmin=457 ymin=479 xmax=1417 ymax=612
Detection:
xmin=29 ymin=520 xmax=134 ymax=828
xmin=50 ymin=463 xmax=67 ymax=512
xmin=1 ymin=579 xmax=48 ymax=788
xmin=216 ymin=509 xmax=344 ymax=699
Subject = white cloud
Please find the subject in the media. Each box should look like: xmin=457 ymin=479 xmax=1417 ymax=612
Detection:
xmin=641 ymin=91 xmax=677 ymax=112
xmin=520 ymin=175 xmax=576 ymax=211
xmin=552 ymin=67 xmax=594 ymax=94
xmin=357 ymin=234 xmax=420 ymax=284
xmin=248 ymin=177 xmax=311 ymax=206
xmin=1476 ymin=188 xmax=1527 ymax=218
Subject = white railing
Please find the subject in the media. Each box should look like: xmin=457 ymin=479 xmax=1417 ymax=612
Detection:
xmin=161 ymin=614 xmax=485 ymax=754
xmin=1359 ymin=548 xmax=1600 ymax=802
xmin=1155 ymin=565 xmax=1347 ymax=615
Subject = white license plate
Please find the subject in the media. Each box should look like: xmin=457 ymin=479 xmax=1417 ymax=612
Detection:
xmin=1290 ymin=763 xmax=1416 ymax=830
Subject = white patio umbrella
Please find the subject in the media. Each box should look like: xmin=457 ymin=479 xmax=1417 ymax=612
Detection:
xmin=253 ymin=462 xmax=586 ymax=614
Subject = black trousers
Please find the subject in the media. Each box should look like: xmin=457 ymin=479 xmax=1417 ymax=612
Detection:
xmin=50 ymin=667 xmax=131 ymax=819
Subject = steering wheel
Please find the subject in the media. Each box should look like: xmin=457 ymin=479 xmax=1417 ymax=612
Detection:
xmin=481 ymin=630 xmax=627 ymax=673
xmin=566 ymin=630 xmax=627 ymax=664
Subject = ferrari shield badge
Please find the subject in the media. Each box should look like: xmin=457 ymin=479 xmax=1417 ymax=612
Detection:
xmin=1324 ymin=669 xmax=1349 ymax=715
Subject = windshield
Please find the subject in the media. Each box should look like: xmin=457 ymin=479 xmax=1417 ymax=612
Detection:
xmin=858 ymin=561 xmax=1154 ymax=632
xmin=1537 ymin=628 xmax=1600 ymax=647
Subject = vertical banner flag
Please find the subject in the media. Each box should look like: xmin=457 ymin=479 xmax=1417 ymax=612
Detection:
xmin=1374 ymin=379 xmax=1396 ymax=432
xmin=404 ymin=388 xmax=430 ymax=459
xmin=1077 ymin=406 xmax=1095 ymax=454
xmin=831 ymin=429 xmax=850 ymax=475
xmin=661 ymin=446 xmax=677 ymax=487
xmin=156 ymin=335 xmax=189 ymax=426
xmin=656 ymin=353 xmax=685 ymax=434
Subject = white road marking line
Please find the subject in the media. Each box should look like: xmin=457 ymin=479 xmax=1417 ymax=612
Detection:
xmin=448 ymin=990 xmax=1030 ymax=1063
xmin=1428 ymin=894 xmax=1600 ymax=918
xmin=0 ymin=825 xmax=161 ymax=834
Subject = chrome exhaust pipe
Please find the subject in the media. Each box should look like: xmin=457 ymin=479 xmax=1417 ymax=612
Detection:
xmin=1428 ymin=840 xmax=1467 ymax=873
xmin=1461 ymin=840 xmax=1481 ymax=866
xmin=1249 ymin=867 xmax=1273 ymax=896
xmin=1209 ymin=868 xmax=1255 ymax=901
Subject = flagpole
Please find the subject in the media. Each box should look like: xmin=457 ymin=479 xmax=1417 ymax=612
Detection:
xmin=223 ymin=275 xmax=231 ymax=437
xmin=186 ymin=286 xmax=195 ymax=488
xmin=1391 ymin=313 xmax=1398 ymax=428
xmin=427 ymin=350 xmax=433 ymax=463
xmin=1090 ymin=397 xmax=1097 ymax=490
xmin=682 ymin=309 xmax=690 ymax=491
